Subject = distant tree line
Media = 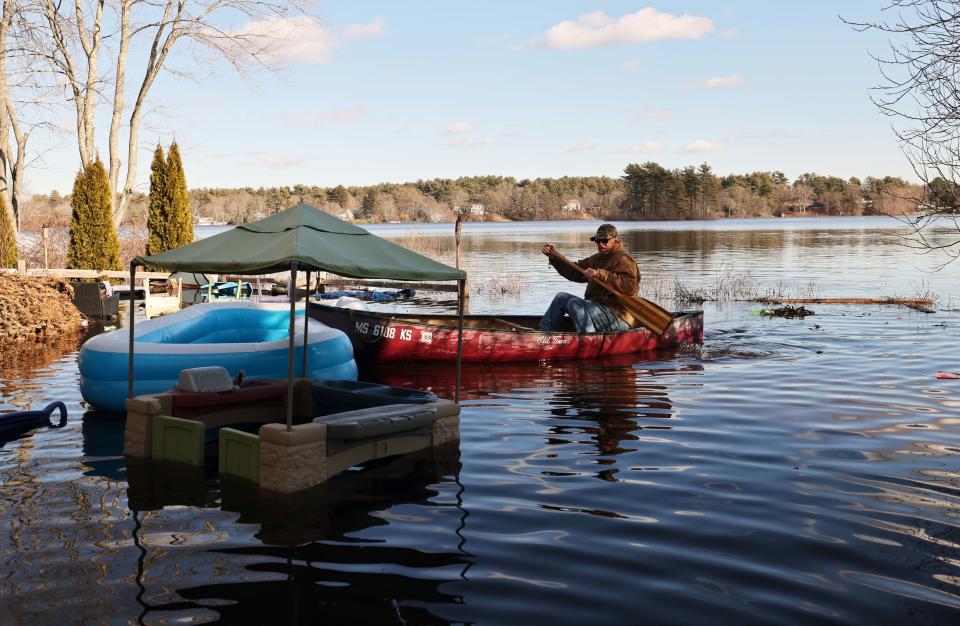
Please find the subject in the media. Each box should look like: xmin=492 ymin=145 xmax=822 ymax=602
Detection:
xmin=18 ymin=162 xmax=928 ymax=232
xmin=622 ymin=163 xmax=921 ymax=218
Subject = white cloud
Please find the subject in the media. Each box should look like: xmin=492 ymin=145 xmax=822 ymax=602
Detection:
xmin=448 ymin=137 xmax=498 ymax=149
xmin=469 ymin=138 xmax=498 ymax=148
xmin=443 ymin=121 xmax=474 ymax=135
xmin=288 ymin=106 xmax=366 ymax=127
xmin=684 ymin=74 xmax=744 ymax=89
xmin=345 ymin=17 xmax=385 ymax=38
xmin=536 ymin=8 xmax=713 ymax=50
xmin=230 ymin=15 xmax=383 ymax=64
xmin=721 ymin=28 xmax=738 ymax=38
xmin=629 ymin=110 xmax=674 ymax=122
xmin=232 ymin=16 xmax=336 ymax=64
xmin=613 ymin=141 xmax=665 ymax=154
xmin=679 ymin=139 xmax=722 ymax=153
xmin=566 ymin=142 xmax=596 ymax=152
xmin=619 ymin=59 xmax=643 ymax=72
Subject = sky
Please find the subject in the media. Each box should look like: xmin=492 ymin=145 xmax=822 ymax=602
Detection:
xmin=25 ymin=1 xmax=913 ymax=196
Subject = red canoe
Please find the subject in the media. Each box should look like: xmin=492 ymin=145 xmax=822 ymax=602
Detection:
xmin=308 ymin=302 xmax=703 ymax=363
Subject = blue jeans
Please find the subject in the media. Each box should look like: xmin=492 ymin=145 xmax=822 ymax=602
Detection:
xmin=538 ymin=292 xmax=630 ymax=333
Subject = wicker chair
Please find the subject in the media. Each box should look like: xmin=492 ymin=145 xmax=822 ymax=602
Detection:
xmin=70 ymin=281 xmax=120 ymax=320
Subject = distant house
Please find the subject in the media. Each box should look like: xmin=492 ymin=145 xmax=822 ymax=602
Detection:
xmin=468 ymin=202 xmax=485 ymax=216
xmin=338 ymin=209 xmax=354 ymax=222
xmin=562 ymin=200 xmax=582 ymax=213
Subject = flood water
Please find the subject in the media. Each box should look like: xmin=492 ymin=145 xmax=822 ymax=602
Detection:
xmin=3 ymin=216 xmax=960 ymax=624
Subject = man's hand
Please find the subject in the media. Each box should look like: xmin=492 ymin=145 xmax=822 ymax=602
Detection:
xmin=541 ymin=243 xmax=555 ymax=256
xmin=583 ymin=268 xmax=598 ymax=280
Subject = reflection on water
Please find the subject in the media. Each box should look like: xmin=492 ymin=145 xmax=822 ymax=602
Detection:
xmin=1 ymin=218 xmax=960 ymax=623
xmin=366 ymin=355 xmax=691 ymax=470
xmin=126 ymin=447 xmax=468 ymax=624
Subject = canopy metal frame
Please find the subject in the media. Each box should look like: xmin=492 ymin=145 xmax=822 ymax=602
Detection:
xmin=126 ymin=261 xmax=466 ymax=430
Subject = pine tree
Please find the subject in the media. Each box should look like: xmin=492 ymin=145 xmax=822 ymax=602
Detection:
xmin=68 ymin=159 xmax=122 ymax=270
xmin=328 ymin=185 xmax=349 ymax=207
xmin=146 ymin=144 xmax=168 ymax=256
xmin=0 ymin=195 xmax=17 ymax=268
xmin=166 ymin=142 xmax=193 ymax=249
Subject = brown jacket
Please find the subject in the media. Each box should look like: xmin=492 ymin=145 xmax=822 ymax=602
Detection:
xmin=549 ymin=245 xmax=641 ymax=326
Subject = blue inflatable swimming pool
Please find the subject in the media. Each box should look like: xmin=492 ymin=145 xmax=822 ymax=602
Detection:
xmin=79 ymin=302 xmax=358 ymax=412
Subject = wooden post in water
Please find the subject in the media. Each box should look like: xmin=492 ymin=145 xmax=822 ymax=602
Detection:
xmin=285 ymin=261 xmax=298 ymax=431
xmin=455 ymin=213 xmax=462 ymax=270
xmin=454 ymin=213 xmax=468 ymax=304
xmin=41 ymin=226 xmax=49 ymax=270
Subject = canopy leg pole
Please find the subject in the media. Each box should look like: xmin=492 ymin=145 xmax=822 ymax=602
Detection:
xmin=302 ymin=270 xmax=311 ymax=377
xmin=127 ymin=262 xmax=137 ymax=402
xmin=286 ymin=262 xmax=298 ymax=431
xmin=455 ymin=278 xmax=465 ymax=404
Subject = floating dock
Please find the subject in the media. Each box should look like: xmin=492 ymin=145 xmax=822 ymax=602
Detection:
xmin=123 ymin=378 xmax=460 ymax=494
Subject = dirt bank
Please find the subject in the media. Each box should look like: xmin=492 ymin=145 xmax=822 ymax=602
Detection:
xmin=0 ymin=274 xmax=86 ymax=344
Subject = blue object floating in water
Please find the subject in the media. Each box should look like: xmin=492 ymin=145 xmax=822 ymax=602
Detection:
xmin=314 ymin=288 xmax=415 ymax=302
xmin=79 ymin=302 xmax=358 ymax=413
xmin=0 ymin=401 xmax=68 ymax=440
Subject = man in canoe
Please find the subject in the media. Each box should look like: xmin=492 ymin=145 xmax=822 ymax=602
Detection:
xmin=538 ymin=224 xmax=640 ymax=333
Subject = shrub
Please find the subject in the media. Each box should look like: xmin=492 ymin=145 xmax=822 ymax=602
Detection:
xmin=0 ymin=195 xmax=17 ymax=268
xmin=167 ymin=142 xmax=193 ymax=249
xmin=146 ymin=145 xmax=169 ymax=256
xmin=67 ymin=159 xmax=122 ymax=270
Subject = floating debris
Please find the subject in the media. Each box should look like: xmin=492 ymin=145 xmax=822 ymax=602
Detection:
xmin=751 ymin=305 xmax=815 ymax=318
xmin=762 ymin=297 xmax=934 ymax=312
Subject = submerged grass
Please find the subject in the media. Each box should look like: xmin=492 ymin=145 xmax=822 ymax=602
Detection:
xmin=656 ymin=265 xmax=817 ymax=306
xmin=395 ymin=232 xmax=455 ymax=265
xmin=473 ymin=258 xmax=524 ymax=303
xmin=667 ymin=265 xmax=934 ymax=309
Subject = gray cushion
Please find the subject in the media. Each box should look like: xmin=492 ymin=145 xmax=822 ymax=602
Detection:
xmin=313 ymin=404 xmax=437 ymax=440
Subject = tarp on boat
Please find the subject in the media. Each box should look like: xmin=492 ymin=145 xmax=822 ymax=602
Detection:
xmin=133 ymin=203 xmax=465 ymax=280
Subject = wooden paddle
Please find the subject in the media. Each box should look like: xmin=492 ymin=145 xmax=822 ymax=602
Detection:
xmin=549 ymin=252 xmax=673 ymax=336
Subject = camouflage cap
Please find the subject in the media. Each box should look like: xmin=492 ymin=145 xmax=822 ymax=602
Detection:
xmin=590 ymin=224 xmax=619 ymax=242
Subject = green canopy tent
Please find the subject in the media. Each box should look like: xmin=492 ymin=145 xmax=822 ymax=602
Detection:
xmin=129 ymin=203 xmax=467 ymax=428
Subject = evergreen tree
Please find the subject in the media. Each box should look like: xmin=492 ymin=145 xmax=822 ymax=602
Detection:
xmin=68 ymin=159 xmax=121 ymax=270
xmin=146 ymin=144 xmax=168 ymax=256
xmin=361 ymin=190 xmax=381 ymax=218
xmin=328 ymin=184 xmax=349 ymax=207
xmin=0 ymin=195 xmax=17 ymax=268
xmin=697 ymin=163 xmax=718 ymax=215
xmin=0 ymin=195 xmax=17 ymax=267
xmin=166 ymin=142 xmax=194 ymax=249
xmin=680 ymin=166 xmax=700 ymax=216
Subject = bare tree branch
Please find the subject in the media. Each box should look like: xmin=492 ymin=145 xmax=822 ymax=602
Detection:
xmin=845 ymin=1 xmax=960 ymax=262
xmin=32 ymin=0 xmax=305 ymax=224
